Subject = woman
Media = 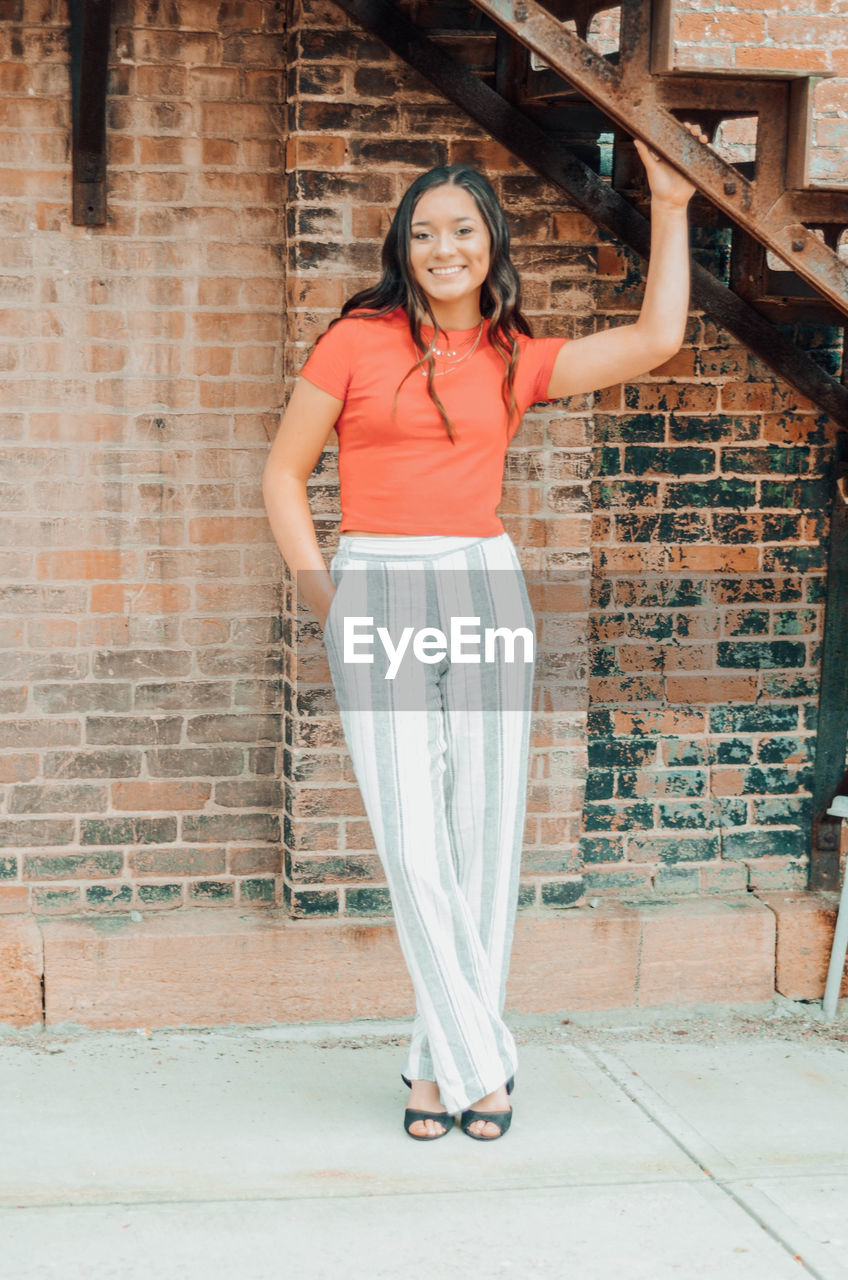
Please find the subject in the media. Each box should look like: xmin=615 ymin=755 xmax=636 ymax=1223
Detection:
xmin=263 ymin=130 xmax=705 ymax=1141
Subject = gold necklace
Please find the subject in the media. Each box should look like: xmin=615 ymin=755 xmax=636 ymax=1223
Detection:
xmin=421 ymin=319 xmax=485 ymax=377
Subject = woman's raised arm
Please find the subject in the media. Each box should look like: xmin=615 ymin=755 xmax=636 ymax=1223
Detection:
xmin=262 ymin=376 xmax=344 ymax=629
xmin=545 ymin=122 xmax=708 ymax=399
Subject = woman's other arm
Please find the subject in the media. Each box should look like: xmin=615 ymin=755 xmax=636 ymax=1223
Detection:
xmin=261 ymin=377 xmax=344 ymax=630
xmin=545 ymin=122 xmax=708 ymax=399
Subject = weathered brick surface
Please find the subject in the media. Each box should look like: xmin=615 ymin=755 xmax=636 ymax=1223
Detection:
xmin=1 ymin=0 xmax=844 ymax=933
xmin=281 ymin=0 xmax=843 ymax=917
xmin=0 ymin=0 xmax=285 ymax=914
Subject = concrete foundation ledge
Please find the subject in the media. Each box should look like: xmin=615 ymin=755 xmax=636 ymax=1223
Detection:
xmin=755 ymin=890 xmax=848 ymax=1000
xmin=0 ymin=894 xmax=792 ymax=1029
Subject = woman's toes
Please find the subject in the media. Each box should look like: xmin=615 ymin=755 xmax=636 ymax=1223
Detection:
xmin=409 ymin=1116 xmax=445 ymax=1138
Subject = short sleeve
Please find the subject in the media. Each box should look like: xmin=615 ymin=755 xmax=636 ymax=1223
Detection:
xmin=299 ymin=319 xmax=355 ymax=401
xmin=524 ymin=335 xmax=570 ymax=404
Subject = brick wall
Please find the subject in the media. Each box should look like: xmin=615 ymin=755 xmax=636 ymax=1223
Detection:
xmin=0 ymin=0 xmax=287 ymax=915
xmin=282 ymin=0 xmax=841 ymax=916
xmin=0 ymin=0 xmax=843 ymax=923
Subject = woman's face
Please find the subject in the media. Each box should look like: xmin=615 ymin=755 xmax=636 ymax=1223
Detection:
xmin=408 ymin=184 xmax=492 ymax=317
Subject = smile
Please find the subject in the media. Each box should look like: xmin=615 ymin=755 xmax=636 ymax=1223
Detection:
xmin=429 ymin=266 xmax=465 ymax=276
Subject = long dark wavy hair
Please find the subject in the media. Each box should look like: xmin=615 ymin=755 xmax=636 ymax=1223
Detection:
xmin=310 ymin=165 xmax=533 ymax=441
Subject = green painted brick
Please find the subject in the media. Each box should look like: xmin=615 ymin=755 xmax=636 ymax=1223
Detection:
xmin=713 ymin=513 xmax=759 ymax=542
xmin=86 ymin=885 xmax=133 ymax=906
xmin=616 ymin=769 xmax=706 ymax=798
xmin=760 ymin=479 xmax=829 ymax=508
xmin=711 ymin=578 xmax=803 ymax=603
xmin=190 ymin=880 xmax=234 ymax=902
xmin=657 ymin=800 xmax=719 ymax=829
xmin=666 ymin=477 xmax=756 ymax=508
xmin=618 ymin=579 xmax=705 ymax=607
xmin=591 ymin=646 xmax=618 ymax=676
xmin=597 ymin=446 xmax=621 ymax=476
xmin=579 ymin=835 xmax=624 ymax=863
xmin=717 ymin=641 xmax=806 ymax=670
xmin=24 ymin=851 xmax=123 ymax=879
xmin=668 ymin=416 xmax=726 ymax=442
xmin=652 ymin=836 xmax=720 ymax=863
xmin=753 ymin=796 xmax=812 ymax=825
xmin=588 ymin=738 xmax=656 ymax=768
xmin=240 ymin=877 xmax=275 ymax=903
xmin=592 ymin=479 xmax=659 ymax=508
xmin=721 ymin=445 xmax=811 ymax=474
xmin=583 ymin=802 xmax=654 ymax=831
xmin=763 ymin=674 xmax=818 ymax=699
xmin=724 ymin=610 xmax=769 ymax=637
xmin=516 ymin=883 xmax=537 ymax=911
xmin=758 ymin=735 xmax=812 ymax=764
xmin=596 ymin=413 xmax=665 ymax=442
xmin=742 ymin=765 xmax=813 ymax=794
xmin=285 ymin=885 xmax=339 ymax=916
xmin=541 ymin=879 xmax=584 ymax=908
xmin=585 ymin=769 xmax=615 ymax=801
xmin=710 ymin=705 xmax=799 ymax=734
xmin=614 ymin=514 xmax=660 ymax=542
xmin=593 ymin=580 xmax=613 ymax=608
xmin=346 ymin=887 xmax=392 ymax=915
xmin=81 ymin=817 xmax=178 ymax=846
xmin=722 ymin=829 xmax=806 ymax=859
xmin=654 ymin=866 xmax=700 ymax=892
xmin=762 ymin=514 xmax=801 ymax=542
xmin=716 ymin=739 xmax=754 ymax=764
xmin=137 ymin=884 xmax=182 ymax=905
xmin=659 ymin=512 xmax=711 ymax=542
xmin=764 ymin=547 xmax=827 ymax=573
xmin=773 ymin=609 xmax=817 ymax=636
xmin=663 ymin=740 xmax=707 ymax=766
xmin=718 ymin=798 xmax=749 ymax=826
xmin=806 ymin=579 xmax=826 ymax=604
xmin=587 ymin=710 xmax=614 ymax=735
xmin=582 ymin=870 xmax=651 ymax=890
xmin=0 ymin=857 xmax=16 ymax=879
xmin=624 ymin=446 xmax=715 ymax=477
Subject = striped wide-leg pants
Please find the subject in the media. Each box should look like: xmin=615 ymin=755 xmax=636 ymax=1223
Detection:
xmin=322 ymin=531 xmax=535 ymax=1115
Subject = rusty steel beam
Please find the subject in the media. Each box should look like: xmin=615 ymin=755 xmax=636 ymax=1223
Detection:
xmin=331 ymin=0 xmax=848 ymax=427
xmin=466 ymin=0 xmax=848 ymax=318
xmin=70 ymin=0 xmax=112 ymax=226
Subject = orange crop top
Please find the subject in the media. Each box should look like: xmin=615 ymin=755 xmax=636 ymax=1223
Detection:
xmin=299 ymin=306 xmax=570 ymax=536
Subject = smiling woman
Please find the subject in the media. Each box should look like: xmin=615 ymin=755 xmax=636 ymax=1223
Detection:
xmin=262 ymin=148 xmax=703 ymax=1143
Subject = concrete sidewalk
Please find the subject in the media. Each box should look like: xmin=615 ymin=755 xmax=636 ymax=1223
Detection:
xmin=1 ymin=999 xmax=847 ymax=1280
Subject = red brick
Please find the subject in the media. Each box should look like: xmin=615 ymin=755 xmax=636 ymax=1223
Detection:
xmin=112 ymin=781 xmax=212 ymax=811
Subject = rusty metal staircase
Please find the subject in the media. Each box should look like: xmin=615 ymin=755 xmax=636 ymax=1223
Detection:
xmin=332 ymin=0 xmax=848 ymax=426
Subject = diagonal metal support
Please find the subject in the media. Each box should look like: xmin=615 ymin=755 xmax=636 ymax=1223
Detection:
xmin=468 ymin=0 xmax=848 ymax=319
xmin=330 ymin=0 xmax=848 ymax=428
xmin=70 ymin=0 xmax=112 ymax=226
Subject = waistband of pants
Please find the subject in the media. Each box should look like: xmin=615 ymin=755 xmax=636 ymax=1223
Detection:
xmin=337 ymin=532 xmax=510 ymax=562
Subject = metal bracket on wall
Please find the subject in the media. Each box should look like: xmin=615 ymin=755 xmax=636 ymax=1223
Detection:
xmin=70 ymin=0 xmax=112 ymax=226
xmin=811 ymin=430 xmax=848 ymax=891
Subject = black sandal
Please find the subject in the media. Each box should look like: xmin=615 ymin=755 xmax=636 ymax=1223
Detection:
xmin=404 ymin=1108 xmax=455 ymax=1140
xmin=459 ymin=1105 xmax=512 ymax=1140
xmin=460 ymin=1075 xmax=515 ymax=1141
xmin=401 ymin=1073 xmax=454 ymax=1141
